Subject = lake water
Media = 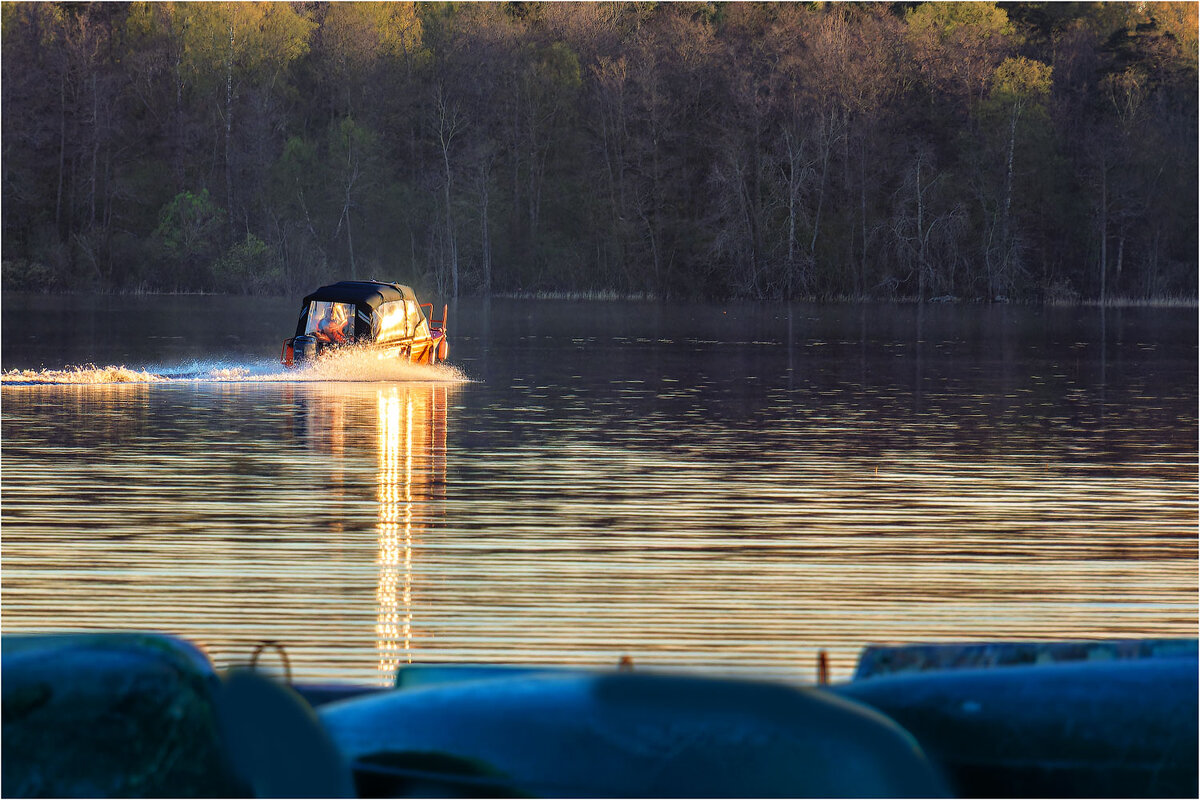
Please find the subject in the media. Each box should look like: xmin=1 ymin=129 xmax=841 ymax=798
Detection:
xmin=2 ymin=294 xmax=1196 ymax=686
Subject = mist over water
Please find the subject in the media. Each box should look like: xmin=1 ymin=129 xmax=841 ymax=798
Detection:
xmin=2 ymin=295 xmax=1195 ymax=684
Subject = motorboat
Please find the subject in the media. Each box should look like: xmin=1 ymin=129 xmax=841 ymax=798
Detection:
xmin=282 ymin=280 xmax=448 ymax=367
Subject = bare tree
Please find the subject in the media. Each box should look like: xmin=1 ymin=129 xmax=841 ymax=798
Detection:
xmin=434 ymin=83 xmax=466 ymax=298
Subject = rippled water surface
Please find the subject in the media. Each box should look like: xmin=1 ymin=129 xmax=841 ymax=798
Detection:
xmin=2 ymin=294 xmax=1196 ymax=685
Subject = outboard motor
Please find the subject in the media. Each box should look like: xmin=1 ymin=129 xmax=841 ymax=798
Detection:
xmin=292 ymin=334 xmax=318 ymax=364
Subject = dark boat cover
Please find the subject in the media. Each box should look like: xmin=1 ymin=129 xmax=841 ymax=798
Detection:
xmin=301 ymin=281 xmax=416 ymax=312
xmin=293 ymin=281 xmax=419 ymax=339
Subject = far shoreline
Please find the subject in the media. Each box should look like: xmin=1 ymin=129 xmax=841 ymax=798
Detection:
xmin=2 ymin=286 xmax=1195 ymax=309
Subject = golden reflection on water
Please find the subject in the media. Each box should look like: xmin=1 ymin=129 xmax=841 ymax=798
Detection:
xmin=376 ymin=389 xmax=408 ymax=680
xmin=375 ymin=385 xmax=448 ymax=684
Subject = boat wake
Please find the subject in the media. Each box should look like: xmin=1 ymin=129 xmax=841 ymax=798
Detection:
xmin=1 ymin=349 xmax=468 ymax=386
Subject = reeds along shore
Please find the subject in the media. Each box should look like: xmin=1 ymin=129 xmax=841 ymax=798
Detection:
xmin=1 ymin=3 xmax=1196 ymax=302
xmin=488 ymin=290 xmax=1200 ymax=307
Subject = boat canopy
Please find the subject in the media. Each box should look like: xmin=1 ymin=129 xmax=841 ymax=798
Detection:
xmin=301 ymin=281 xmax=417 ymax=311
xmin=293 ymin=281 xmax=421 ymax=340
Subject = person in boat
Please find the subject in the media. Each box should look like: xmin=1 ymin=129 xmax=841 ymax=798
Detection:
xmin=315 ymin=302 xmax=351 ymax=344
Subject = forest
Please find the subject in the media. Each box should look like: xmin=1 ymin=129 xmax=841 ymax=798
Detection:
xmin=2 ymin=2 xmax=1196 ymax=302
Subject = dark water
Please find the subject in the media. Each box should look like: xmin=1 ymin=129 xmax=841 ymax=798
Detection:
xmin=2 ymin=294 xmax=1196 ymax=685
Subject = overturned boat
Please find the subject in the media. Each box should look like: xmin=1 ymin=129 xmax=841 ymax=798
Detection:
xmin=282 ymin=280 xmax=448 ymax=367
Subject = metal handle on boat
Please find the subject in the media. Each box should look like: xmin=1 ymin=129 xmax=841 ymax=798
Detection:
xmin=249 ymin=639 xmax=293 ymax=684
xmin=421 ymin=303 xmax=449 ymax=333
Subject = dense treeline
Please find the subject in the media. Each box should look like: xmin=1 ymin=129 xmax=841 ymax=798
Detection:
xmin=2 ymin=2 xmax=1196 ymax=301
